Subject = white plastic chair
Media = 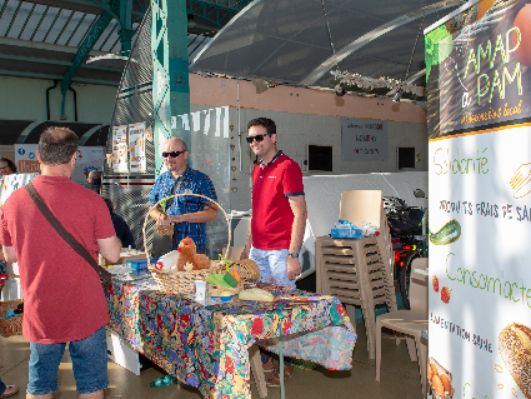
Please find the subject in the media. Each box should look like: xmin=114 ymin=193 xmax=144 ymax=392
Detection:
xmin=375 ymin=257 xmax=429 ymax=395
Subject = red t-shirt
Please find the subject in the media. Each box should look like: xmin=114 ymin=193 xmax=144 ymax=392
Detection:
xmin=0 ymin=175 xmax=116 ymax=343
xmin=251 ymin=151 xmax=304 ymax=250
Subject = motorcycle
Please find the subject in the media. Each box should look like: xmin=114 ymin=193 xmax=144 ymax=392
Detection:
xmin=383 ymin=196 xmax=427 ymax=309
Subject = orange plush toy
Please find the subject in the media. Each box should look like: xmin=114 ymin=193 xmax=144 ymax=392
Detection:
xmin=176 ymin=237 xmax=211 ymax=271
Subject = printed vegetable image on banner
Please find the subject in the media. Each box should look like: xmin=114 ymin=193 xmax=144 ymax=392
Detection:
xmin=426 ymin=0 xmax=530 ymax=398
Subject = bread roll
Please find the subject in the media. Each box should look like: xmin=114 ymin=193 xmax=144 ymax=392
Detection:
xmin=231 ymin=259 xmax=260 ymax=282
xmin=498 ymin=323 xmax=530 ymax=398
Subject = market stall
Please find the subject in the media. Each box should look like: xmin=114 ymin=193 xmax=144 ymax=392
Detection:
xmin=105 ymin=277 xmax=356 ymax=399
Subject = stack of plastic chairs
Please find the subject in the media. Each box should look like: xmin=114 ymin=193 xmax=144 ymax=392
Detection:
xmin=316 ymin=190 xmax=397 ymax=359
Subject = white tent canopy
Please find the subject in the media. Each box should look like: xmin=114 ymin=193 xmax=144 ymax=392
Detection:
xmin=191 ymin=0 xmax=463 ymax=93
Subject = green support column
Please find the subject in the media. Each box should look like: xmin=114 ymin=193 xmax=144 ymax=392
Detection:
xmin=151 ymin=0 xmax=190 ymax=175
xmin=119 ymin=0 xmax=133 ymax=55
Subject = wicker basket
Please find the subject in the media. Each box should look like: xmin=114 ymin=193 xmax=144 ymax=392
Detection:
xmin=143 ymin=193 xmax=232 ymax=295
xmin=0 ymin=299 xmax=23 ymax=337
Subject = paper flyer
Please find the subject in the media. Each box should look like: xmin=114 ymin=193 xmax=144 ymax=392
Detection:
xmin=112 ymin=125 xmax=129 ymax=173
xmin=128 ymin=122 xmax=147 ymax=173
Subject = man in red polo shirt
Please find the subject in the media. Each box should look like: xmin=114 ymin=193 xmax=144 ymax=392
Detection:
xmin=242 ymin=117 xmax=308 ymax=385
xmin=244 ymin=117 xmax=307 ymax=288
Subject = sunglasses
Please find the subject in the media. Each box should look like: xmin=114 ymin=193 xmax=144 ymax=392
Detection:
xmin=246 ymin=133 xmax=270 ymax=143
xmin=162 ymin=150 xmax=186 ymax=158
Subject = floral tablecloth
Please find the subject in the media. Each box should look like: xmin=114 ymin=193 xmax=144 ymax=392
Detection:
xmin=106 ymin=279 xmax=357 ymax=399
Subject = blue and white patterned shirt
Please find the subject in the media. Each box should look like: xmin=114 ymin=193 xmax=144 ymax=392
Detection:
xmin=149 ymin=167 xmax=217 ymax=252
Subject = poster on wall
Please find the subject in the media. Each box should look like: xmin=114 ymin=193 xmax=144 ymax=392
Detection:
xmin=340 ymin=118 xmax=387 ymax=161
xmin=112 ymin=125 xmax=129 ymax=173
xmin=425 ymin=1 xmax=530 ymax=398
xmin=128 ymin=122 xmax=147 ymax=173
xmin=14 ymin=144 xmax=105 ymax=185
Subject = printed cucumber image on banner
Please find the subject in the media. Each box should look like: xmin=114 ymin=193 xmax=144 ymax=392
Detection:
xmin=430 ymin=219 xmax=462 ymax=245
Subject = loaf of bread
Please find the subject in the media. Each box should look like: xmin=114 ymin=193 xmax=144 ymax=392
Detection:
xmin=498 ymin=323 xmax=530 ymax=398
xmin=230 ymin=259 xmax=261 ymax=282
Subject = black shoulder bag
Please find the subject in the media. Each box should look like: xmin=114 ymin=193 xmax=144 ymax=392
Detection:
xmin=25 ymin=182 xmax=111 ymax=284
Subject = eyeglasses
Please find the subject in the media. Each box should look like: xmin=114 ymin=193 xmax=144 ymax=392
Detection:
xmin=246 ymin=133 xmax=270 ymax=144
xmin=162 ymin=150 xmax=186 ymax=158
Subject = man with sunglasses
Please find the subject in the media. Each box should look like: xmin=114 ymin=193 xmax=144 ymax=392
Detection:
xmin=148 ymin=137 xmax=217 ymax=255
xmin=242 ymin=117 xmax=308 ymax=384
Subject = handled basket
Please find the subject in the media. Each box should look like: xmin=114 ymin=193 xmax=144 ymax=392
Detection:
xmin=143 ymin=193 xmax=231 ymax=294
xmin=0 ymin=299 xmax=23 ymax=337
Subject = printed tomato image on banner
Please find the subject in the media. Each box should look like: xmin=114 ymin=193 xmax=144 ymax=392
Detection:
xmin=432 ymin=275 xmax=440 ymax=293
xmin=441 ymin=287 xmax=452 ymax=304
xmin=513 ymin=3 xmax=531 ymax=66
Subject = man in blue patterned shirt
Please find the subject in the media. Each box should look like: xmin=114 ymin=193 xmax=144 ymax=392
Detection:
xmin=149 ymin=137 xmax=217 ymax=253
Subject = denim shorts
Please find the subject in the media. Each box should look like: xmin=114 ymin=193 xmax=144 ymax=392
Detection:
xmin=249 ymin=247 xmax=295 ymax=288
xmin=28 ymin=326 xmax=108 ymax=395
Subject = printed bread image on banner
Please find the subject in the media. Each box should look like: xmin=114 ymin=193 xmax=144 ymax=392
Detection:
xmin=426 ymin=0 xmax=530 ymax=398
xmin=498 ymin=323 xmax=530 ymax=398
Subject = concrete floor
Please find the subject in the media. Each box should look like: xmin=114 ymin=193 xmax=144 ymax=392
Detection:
xmin=0 ymin=322 xmax=423 ymax=399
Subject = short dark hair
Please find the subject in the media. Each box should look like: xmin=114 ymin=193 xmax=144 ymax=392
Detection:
xmin=38 ymin=126 xmax=79 ymax=165
xmin=0 ymin=158 xmax=17 ymax=173
xmin=247 ymin=117 xmax=276 ymax=135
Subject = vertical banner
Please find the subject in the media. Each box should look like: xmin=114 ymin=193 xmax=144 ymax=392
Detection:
xmin=128 ymin=122 xmax=147 ymax=173
xmin=112 ymin=125 xmax=129 ymax=173
xmin=425 ymin=1 xmax=530 ymax=398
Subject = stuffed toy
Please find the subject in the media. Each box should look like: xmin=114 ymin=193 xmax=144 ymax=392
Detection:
xmin=176 ymin=237 xmax=211 ymax=271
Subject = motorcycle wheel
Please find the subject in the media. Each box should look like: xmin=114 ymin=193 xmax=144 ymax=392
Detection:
xmin=398 ymin=252 xmax=421 ymax=309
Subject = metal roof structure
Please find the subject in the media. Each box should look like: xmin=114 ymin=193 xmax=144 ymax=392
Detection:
xmin=0 ymin=0 xmax=249 ymax=86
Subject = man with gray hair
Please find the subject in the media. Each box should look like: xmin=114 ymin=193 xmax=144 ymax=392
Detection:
xmin=149 ymin=137 xmax=217 ymax=254
xmin=0 ymin=126 xmax=121 ymax=399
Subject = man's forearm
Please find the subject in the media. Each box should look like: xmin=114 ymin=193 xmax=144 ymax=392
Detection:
xmin=289 ymin=214 xmax=306 ymax=254
xmin=173 ymin=205 xmax=217 ymax=224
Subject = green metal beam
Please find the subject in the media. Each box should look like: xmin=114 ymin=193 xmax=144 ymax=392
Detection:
xmin=152 ymin=0 xmax=190 ymax=175
xmin=0 ymin=53 xmax=123 ymax=73
xmin=118 ymin=0 xmax=133 ymax=55
xmin=0 ymin=68 xmax=119 ymax=86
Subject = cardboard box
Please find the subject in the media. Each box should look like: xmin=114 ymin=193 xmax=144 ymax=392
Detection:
xmin=339 ymin=190 xmax=382 ymax=228
xmin=106 ymin=329 xmax=141 ymax=375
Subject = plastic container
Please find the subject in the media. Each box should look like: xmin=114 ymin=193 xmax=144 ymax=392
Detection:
xmin=127 ymin=258 xmax=155 ymax=274
xmin=330 ymin=227 xmax=363 ymax=239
